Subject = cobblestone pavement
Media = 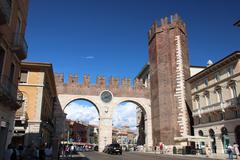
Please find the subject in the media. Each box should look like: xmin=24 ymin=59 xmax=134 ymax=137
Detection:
xmin=60 ymin=151 xmax=224 ymax=160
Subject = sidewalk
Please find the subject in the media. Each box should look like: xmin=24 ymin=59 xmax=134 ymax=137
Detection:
xmin=145 ymin=151 xmax=229 ymax=159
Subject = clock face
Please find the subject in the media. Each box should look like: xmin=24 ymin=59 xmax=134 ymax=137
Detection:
xmin=101 ymin=91 xmax=112 ymax=103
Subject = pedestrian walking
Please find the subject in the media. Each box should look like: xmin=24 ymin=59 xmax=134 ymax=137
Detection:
xmin=70 ymin=145 xmax=75 ymax=157
xmin=227 ymin=144 xmax=234 ymax=160
xmin=159 ymin=142 xmax=164 ymax=154
xmin=205 ymin=144 xmax=211 ymax=158
xmin=4 ymin=143 xmax=18 ymax=160
xmin=39 ymin=143 xmax=45 ymax=160
xmin=233 ymin=143 xmax=240 ymax=160
xmin=65 ymin=145 xmax=70 ymax=157
xmin=44 ymin=144 xmax=53 ymax=160
xmin=17 ymin=145 xmax=24 ymax=160
xmin=23 ymin=143 xmax=37 ymax=160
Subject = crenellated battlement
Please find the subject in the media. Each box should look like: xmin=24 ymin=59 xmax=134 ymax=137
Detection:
xmin=148 ymin=14 xmax=186 ymax=42
xmin=54 ymin=73 xmax=150 ymax=98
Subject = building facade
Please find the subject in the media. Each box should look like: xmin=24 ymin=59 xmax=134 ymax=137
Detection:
xmin=0 ymin=0 xmax=28 ymax=158
xmin=187 ymin=51 xmax=240 ymax=154
xmin=64 ymin=120 xmax=98 ymax=144
xmin=13 ymin=62 xmax=59 ymax=147
xmin=112 ymin=126 xmax=136 ymax=148
xmin=87 ymin=125 xmax=98 ymax=144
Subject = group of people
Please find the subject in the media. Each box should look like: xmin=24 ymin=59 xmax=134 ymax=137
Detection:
xmin=4 ymin=142 xmax=53 ymax=160
xmin=226 ymin=143 xmax=240 ymax=160
xmin=205 ymin=142 xmax=240 ymax=160
xmin=60 ymin=144 xmax=75 ymax=158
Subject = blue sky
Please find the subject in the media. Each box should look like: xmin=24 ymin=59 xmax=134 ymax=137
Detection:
xmin=26 ymin=0 xmax=240 ymax=82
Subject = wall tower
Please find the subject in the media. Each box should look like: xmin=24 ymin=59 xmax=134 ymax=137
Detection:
xmin=148 ymin=14 xmax=192 ymax=145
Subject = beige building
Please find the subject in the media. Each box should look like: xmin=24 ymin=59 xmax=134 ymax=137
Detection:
xmin=87 ymin=125 xmax=98 ymax=144
xmin=187 ymin=51 xmax=240 ymax=154
xmin=112 ymin=126 xmax=136 ymax=147
xmin=13 ymin=62 xmax=65 ymax=157
xmin=0 ymin=0 xmax=29 ymax=158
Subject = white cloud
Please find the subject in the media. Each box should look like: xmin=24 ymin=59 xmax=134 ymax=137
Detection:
xmin=112 ymin=103 xmax=137 ymax=131
xmin=64 ymin=102 xmax=99 ymax=126
xmin=64 ymin=101 xmax=138 ymax=132
xmin=81 ymin=56 xmax=95 ymax=59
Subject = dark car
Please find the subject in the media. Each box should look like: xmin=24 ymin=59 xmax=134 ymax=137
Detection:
xmin=106 ymin=143 xmax=122 ymax=155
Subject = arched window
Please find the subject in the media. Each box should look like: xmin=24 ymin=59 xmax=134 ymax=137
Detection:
xmin=228 ymin=80 xmax=238 ymax=98
xmin=195 ymin=95 xmax=200 ymax=110
xmin=198 ymin=130 xmax=205 ymax=148
xmin=215 ymin=86 xmax=223 ymax=103
xmin=221 ymin=127 xmax=229 ymax=151
xmin=198 ymin=130 xmax=204 ymax=136
xmin=209 ymin=129 xmax=217 ymax=153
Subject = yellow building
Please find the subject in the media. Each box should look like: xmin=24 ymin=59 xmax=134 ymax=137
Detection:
xmin=14 ymin=62 xmax=59 ymax=146
xmin=187 ymin=51 xmax=240 ymax=154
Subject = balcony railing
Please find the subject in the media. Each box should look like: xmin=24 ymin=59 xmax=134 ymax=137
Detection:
xmin=12 ymin=33 xmax=28 ymax=60
xmin=0 ymin=74 xmax=23 ymax=108
xmin=0 ymin=0 xmax=11 ymax=25
xmin=192 ymin=97 xmax=240 ymax=117
xmin=224 ymin=97 xmax=240 ymax=108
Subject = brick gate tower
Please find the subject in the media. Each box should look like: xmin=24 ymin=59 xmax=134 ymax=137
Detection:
xmin=148 ymin=14 xmax=192 ymax=145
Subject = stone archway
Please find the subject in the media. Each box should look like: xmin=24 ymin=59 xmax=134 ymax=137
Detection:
xmin=113 ymin=98 xmax=153 ymax=150
xmin=58 ymin=94 xmax=153 ymax=152
xmin=55 ymin=74 xmax=152 ymax=152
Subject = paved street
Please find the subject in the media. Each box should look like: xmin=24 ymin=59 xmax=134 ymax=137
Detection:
xmin=61 ymin=152 xmax=222 ymax=160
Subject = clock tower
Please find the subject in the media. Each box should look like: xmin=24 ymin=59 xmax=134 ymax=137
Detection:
xmin=148 ymin=14 xmax=192 ymax=145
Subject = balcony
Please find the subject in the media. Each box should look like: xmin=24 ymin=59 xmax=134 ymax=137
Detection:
xmin=192 ymin=98 xmax=240 ymax=117
xmin=192 ymin=102 xmax=222 ymax=117
xmin=223 ymin=97 xmax=240 ymax=109
xmin=0 ymin=0 xmax=11 ymax=25
xmin=0 ymin=74 xmax=23 ymax=109
xmin=12 ymin=33 xmax=28 ymax=60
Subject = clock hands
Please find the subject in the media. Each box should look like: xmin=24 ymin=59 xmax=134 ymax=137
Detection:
xmin=101 ymin=91 xmax=112 ymax=103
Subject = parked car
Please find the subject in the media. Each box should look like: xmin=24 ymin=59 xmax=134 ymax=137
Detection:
xmin=106 ymin=143 xmax=122 ymax=155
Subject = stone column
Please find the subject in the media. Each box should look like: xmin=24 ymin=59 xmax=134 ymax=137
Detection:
xmin=98 ymin=117 xmax=112 ymax=152
xmin=145 ymin=107 xmax=153 ymax=151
